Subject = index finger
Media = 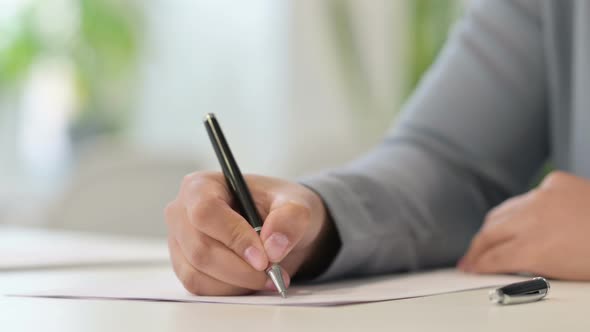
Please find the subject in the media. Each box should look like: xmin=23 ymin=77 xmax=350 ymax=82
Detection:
xmin=181 ymin=173 xmax=270 ymax=272
xmin=180 ymin=172 xmax=231 ymax=203
xmin=459 ymin=217 xmax=516 ymax=272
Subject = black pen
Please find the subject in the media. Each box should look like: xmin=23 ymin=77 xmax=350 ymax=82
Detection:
xmin=203 ymin=113 xmax=287 ymax=298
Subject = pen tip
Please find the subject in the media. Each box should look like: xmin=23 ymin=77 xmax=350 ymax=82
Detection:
xmin=266 ymin=264 xmax=288 ymax=299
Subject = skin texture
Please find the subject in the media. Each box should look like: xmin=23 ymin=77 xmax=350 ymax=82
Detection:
xmin=459 ymin=171 xmax=590 ymax=281
xmin=165 ymin=172 xmax=337 ymax=296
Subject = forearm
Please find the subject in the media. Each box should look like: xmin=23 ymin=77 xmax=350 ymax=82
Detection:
xmin=301 ymin=138 xmax=510 ymax=281
xmin=298 ymin=0 xmax=548 ymax=281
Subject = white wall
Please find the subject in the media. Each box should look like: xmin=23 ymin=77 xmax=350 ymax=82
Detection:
xmin=0 ymin=0 xmax=413 ymax=230
xmin=131 ymin=0 xmax=409 ymax=179
xmin=130 ymin=0 xmax=290 ymax=176
xmin=286 ymin=0 xmax=408 ymax=177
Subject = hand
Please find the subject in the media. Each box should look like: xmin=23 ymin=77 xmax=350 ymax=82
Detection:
xmin=165 ymin=172 xmax=335 ymax=295
xmin=458 ymin=171 xmax=590 ymax=280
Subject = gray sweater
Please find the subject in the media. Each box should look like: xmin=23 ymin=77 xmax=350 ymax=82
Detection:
xmin=302 ymin=0 xmax=589 ymax=281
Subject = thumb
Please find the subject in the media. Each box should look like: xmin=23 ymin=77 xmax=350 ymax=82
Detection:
xmin=259 ymin=201 xmax=311 ymax=263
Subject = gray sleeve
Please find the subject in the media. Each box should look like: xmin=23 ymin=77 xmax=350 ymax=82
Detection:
xmin=300 ymin=0 xmax=549 ymax=281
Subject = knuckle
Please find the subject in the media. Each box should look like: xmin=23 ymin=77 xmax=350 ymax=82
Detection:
xmin=275 ymin=203 xmax=312 ymax=234
xmin=183 ymin=171 xmax=206 ymax=183
xmin=183 ymin=171 xmax=222 ymax=186
xmin=172 ymin=257 xmax=203 ymax=295
xmin=527 ymin=189 xmax=552 ymax=211
xmin=185 ymin=176 xmax=207 ymax=194
xmin=227 ymin=222 xmax=250 ymax=252
xmin=483 ymin=210 xmax=496 ymax=225
xmin=189 ymin=198 xmax=220 ymax=228
xmin=292 ymin=205 xmax=312 ymax=235
xmin=291 ymin=203 xmax=312 ymax=221
xmin=541 ymin=171 xmax=568 ymax=188
xmin=182 ymin=173 xmax=199 ymax=188
xmin=527 ymin=187 xmax=543 ymax=199
xmin=473 ymin=232 xmax=490 ymax=248
xmin=181 ymin=272 xmax=202 ymax=295
xmin=182 ymin=172 xmax=214 ymax=196
xmin=189 ymin=241 xmax=211 ymax=268
xmin=529 ymin=183 xmax=547 ymax=195
xmin=164 ymin=201 xmax=178 ymax=223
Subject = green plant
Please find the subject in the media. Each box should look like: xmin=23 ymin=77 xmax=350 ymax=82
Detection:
xmin=405 ymin=0 xmax=462 ymax=98
xmin=326 ymin=0 xmax=373 ymax=114
xmin=326 ymin=0 xmax=463 ymax=114
xmin=0 ymin=0 xmax=140 ymax=136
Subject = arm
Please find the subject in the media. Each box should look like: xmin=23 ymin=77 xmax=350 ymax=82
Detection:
xmin=301 ymin=0 xmax=549 ymax=280
xmin=164 ymin=0 xmax=550 ymax=296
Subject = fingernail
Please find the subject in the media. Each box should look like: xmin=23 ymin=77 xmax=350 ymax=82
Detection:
xmin=284 ymin=271 xmax=291 ymax=288
xmin=264 ymin=233 xmax=289 ymax=262
xmin=264 ymin=278 xmax=276 ymax=291
xmin=244 ymin=246 xmax=266 ymax=271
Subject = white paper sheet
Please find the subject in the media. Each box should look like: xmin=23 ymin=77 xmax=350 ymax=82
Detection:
xmin=12 ymin=268 xmax=527 ymax=306
xmin=0 ymin=226 xmax=169 ymax=270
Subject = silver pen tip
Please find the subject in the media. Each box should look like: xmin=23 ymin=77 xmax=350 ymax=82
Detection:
xmin=266 ymin=264 xmax=288 ymax=298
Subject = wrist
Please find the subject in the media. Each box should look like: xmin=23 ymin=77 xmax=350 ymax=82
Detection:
xmin=295 ymin=189 xmax=341 ymax=280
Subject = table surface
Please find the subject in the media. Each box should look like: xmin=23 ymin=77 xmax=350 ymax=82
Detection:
xmin=1 ymin=265 xmax=589 ymax=332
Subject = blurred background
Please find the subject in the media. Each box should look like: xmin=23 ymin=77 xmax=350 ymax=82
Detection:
xmin=0 ymin=0 xmax=464 ymax=237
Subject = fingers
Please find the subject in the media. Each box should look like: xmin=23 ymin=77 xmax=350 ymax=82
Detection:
xmin=167 ymin=172 xmax=302 ymax=296
xmin=169 ymin=237 xmax=253 ymax=296
xmin=180 ymin=172 xmax=230 ymax=203
xmin=484 ymin=194 xmax=530 ymax=225
xmin=459 ymin=193 xmax=534 ymax=271
xmin=259 ymin=201 xmax=311 ymax=263
xmin=468 ymin=241 xmax=522 ymax=274
xmin=459 ymin=216 xmax=518 ymax=271
xmin=171 ymin=214 xmax=269 ymax=290
xmin=181 ymin=174 xmax=269 ymax=271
